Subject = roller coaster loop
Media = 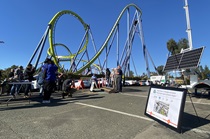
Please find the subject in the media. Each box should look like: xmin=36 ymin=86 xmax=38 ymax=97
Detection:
xmin=28 ymin=3 xmax=152 ymax=77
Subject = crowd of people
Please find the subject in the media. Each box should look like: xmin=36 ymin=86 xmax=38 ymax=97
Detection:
xmin=2 ymin=58 xmax=58 ymax=104
xmin=92 ymin=65 xmax=123 ymax=93
xmin=1 ymin=59 xmax=124 ymax=104
xmin=108 ymin=65 xmax=123 ymax=93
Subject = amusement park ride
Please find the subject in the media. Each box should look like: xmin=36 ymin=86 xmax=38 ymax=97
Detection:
xmin=27 ymin=3 xmax=154 ymax=77
xmin=27 ymin=1 xmax=209 ymax=94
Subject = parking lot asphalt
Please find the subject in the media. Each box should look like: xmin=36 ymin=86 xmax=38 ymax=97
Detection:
xmin=0 ymin=86 xmax=210 ymax=139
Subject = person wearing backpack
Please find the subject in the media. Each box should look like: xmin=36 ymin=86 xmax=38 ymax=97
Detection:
xmin=37 ymin=60 xmax=50 ymax=97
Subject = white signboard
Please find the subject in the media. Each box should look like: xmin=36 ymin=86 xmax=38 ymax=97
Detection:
xmin=145 ymin=86 xmax=187 ymax=133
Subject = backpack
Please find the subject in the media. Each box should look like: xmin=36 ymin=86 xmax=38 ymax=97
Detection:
xmin=37 ymin=71 xmax=44 ymax=85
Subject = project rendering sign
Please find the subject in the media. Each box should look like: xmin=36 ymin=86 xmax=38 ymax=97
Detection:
xmin=145 ymin=86 xmax=187 ymax=133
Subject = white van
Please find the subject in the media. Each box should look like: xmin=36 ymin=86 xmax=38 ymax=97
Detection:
xmin=150 ymin=75 xmax=167 ymax=85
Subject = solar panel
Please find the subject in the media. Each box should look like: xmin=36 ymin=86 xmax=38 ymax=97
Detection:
xmin=163 ymin=47 xmax=204 ymax=72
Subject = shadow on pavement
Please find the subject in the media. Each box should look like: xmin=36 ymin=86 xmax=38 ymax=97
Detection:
xmin=123 ymin=87 xmax=149 ymax=92
xmin=0 ymin=93 xmax=104 ymax=111
xmin=181 ymin=112 xmax=210 ymax=133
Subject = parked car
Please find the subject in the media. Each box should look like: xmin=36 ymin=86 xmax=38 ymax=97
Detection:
xmin=123 ymin=81 xmax=130 ymax=86
xmin=125 ymin=80 xmax=138 ymax=86
xmin=139 ymin=80 xmax=150 ymax=86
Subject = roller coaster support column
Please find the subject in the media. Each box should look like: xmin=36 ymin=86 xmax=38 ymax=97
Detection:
xmin=70 ymin=29 xmax=89 ymax=72
xmin=127 ymin=8 xmax=130 ymax=76
xmin=88 ymin=26 xmax=102 ymax=72
xmin=117 ymin=24 xmax=119 ymax=66
xmin=137 ymin=17 xmax=150 ymax=78
xmin=27 ymin=25 xmax=50 ymax=69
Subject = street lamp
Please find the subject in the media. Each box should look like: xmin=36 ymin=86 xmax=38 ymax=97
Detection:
xmin=0 ymin=41 xmax=4 ymax=43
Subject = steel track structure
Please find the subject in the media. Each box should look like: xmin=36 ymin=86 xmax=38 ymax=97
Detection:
xmin=28 ymin=3 xmax=151 ymax=77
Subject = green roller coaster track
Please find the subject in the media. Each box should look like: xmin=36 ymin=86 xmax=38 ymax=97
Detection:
xmin=48 ymin=10 xmax=89 ymax=71
xmin=50 ymin=43 xmax=101 ymax=72
xmin=35 ymin=3 xmax=142 ymax=75
xmin=73 ymin=3 xmax=142 ymax=74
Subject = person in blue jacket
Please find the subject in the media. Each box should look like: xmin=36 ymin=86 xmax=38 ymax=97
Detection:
xmin=42 ymin=58 xmax=58 ymax=103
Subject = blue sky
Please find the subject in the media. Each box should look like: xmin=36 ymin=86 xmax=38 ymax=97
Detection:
xmin=0 ymin=0 xmax=210 ymax=76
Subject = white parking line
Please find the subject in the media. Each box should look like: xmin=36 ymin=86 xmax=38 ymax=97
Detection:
xmin=75 ymin=102 xmax=210 ymax=135
xmin=75 ymin=102 xmax=153 ymax=121
xmin=121 ymin=93 xmax=147 ymax=98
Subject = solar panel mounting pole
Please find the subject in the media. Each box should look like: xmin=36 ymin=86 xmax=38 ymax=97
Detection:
xmin=184 ymin=0 xmax=193 ymax=50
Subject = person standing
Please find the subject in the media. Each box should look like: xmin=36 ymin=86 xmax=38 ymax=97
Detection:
xmin=115 ymin=65 xmax=123 ymax=93
xmin=110 ymin=68 xmax=115 ymax=88
xmin=57 ymin=72 xmax=64 ymax=92
xmin=23 ymin=64 xmax=35 ymax=98
xmin=42 ymin=58 xmax=58 ymax=103
xmin=10 ymin=66 xmax=24 ymax=97
xmin=37 ymin=60 xmax=49 ymax=97
xmin=7 ymin=68 xmax=15 ymax=95
xmin=106 ymin=68 xmax=111 ymax=87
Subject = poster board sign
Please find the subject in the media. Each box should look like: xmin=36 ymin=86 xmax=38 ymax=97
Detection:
xmin=144 ymin=85 xmax=187 ymax=133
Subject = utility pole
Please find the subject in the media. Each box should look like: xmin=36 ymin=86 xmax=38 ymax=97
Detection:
xmin=184 ymin=0 xmax=193 ymax=50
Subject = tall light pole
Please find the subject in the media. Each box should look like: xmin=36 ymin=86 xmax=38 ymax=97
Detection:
xmin=184 ymin=0 xmax=193 ymax=50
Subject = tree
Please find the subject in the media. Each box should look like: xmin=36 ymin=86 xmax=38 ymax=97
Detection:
xmin=156 ymin=65 xmax=165 ymax=75
xmin=177 ymin=38 xmax=189 ymax=52
xmin=167 ymin=38 xmax=189 ymax=55
xmin=149 ymin=72 xmax=158 ymax=77
xmin=125 ymin=70 xmax=134 ymax=77
xmin=167 ymin=39 xmax=178 ymax=55
xmin=1 ymin=65 xmax=18 ymax=80
xmin=203 ymin=65 xmax=210 ymax=79
xmin=140 ymin=72 xmax=148 ymax=80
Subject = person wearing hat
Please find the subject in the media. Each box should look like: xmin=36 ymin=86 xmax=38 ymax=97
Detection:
xmin=44 ymin=58 xmax=51 ymax=63
xmin=42 ymin=58 xmax=58 ymax=103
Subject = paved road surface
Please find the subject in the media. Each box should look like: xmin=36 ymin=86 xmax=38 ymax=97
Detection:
xmin=0 ymin=86 xmax=210 ymax=139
